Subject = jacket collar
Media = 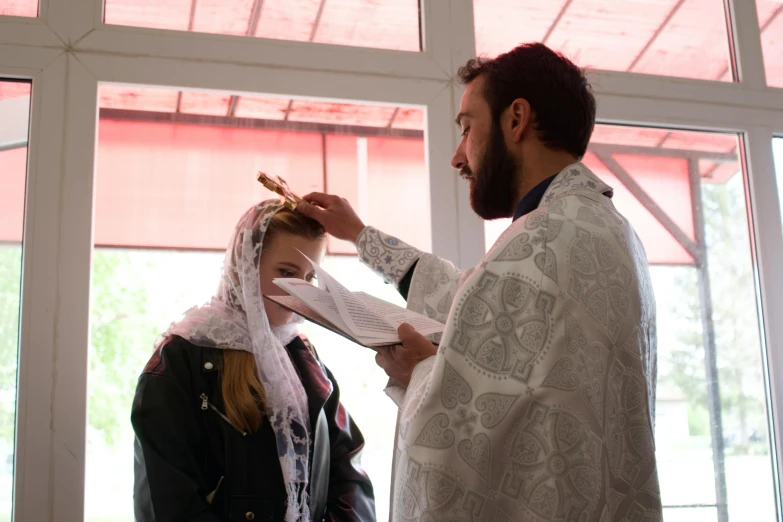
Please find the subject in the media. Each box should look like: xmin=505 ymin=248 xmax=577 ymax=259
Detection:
xmin=283 ymin=336 xmax=333 ymax=423
xmin=200 ymin=336 xmax=333 ymax=426
xmin=539 ymin=161 xmax=613 ymax=207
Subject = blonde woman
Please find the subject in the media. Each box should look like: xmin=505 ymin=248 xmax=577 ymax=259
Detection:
xmin=132 ymin=201 xmax=375 ymax=522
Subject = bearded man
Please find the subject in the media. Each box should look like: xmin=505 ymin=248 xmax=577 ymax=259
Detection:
xmin=299 ymin=43 xmax=661 ymax=522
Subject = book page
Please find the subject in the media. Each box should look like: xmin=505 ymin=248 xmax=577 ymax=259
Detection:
xmin=274 ymin=278 xmax=400 ymax=344
xmin=356 ymin=292 xmax=445 ymax=336
xmin=272 ymin=279 xmax=351 ymax=333
xmin=265 ymin=294 xmax=399 ymax=348
xmin=299 ymin=253 xmax=400 ymax=338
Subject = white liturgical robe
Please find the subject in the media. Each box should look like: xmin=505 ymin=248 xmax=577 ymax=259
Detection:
xmin=356 ymin=162 xmax=661 ymax=522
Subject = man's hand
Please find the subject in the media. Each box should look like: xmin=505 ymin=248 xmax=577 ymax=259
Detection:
xmin=297 ymin=193 xmax=366 ymax=244
xmin=375 ymin=323 xmax=438 ymax=388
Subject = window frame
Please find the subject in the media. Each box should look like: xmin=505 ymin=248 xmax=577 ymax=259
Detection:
xmin=1 ymin=0 xmax=782 ymax=520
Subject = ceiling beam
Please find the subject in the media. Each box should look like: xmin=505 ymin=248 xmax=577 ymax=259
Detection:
xmin=542 ymin=0 xmax=574 ymax=46
xmin=594 ymin=149 xmax=702 ymax=261
xmin=175 ymin=0 xmax=200 ymax=113
xmin=309 ymin=0 xmax=327 ymax=42
xmin=100 ymin=108 xmax=424 ymax=139
xmin=589 ymin=143 xmax=737 ymax=163
xmin=227 ymin=0 xmax=266 ymax=116
xmin=627 ymin=0 xmax=686 ymax=72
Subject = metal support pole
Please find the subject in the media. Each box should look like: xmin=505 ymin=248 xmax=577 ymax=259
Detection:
xmin=689 ymin=158 xmax=730 ymax=522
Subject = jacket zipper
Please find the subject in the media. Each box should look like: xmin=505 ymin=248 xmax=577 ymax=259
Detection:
xmin=199 ymin=393 xmax=248 ymax=436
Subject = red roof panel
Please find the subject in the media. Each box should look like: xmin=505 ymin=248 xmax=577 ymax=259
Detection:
xmin=660 ymin=131 xmax=737 ymax=153
xmin=104 ymin=0 xmax=190 ymax=31
xmin=311 ymin=0 xmax=420 ymax=51
xmin=590 ymin=126 xmax=669 ymax=147
xmin=584 ymin=151 xmax=695 ymax=265
xmin=758 ymin=1 xmax=783 ymax=87
xmin=473 ymin=0 xmax=733 ymax=82
xmin=233 ymin=95 xmax=290 ymax=120
xmin=100 ymin=85 xmax=178 ymax=112
xmin=287 ymin=100 xmax=396 ymax=127
xmin=104 ymin=0 xmax=420 ymax=51
xmin=0 ymin=147 xmax=27 ymax=243
xmin=191 ymin=0 xmax=254 ymax=36
xmin=255 ymin=0 xmax=322 ymax=42
xmin=92 ymin=120 xmax=325 ymax=249
xmin=179 ymin=91 xmax=232 ymax=116
xmin=0 ymin=81 xmax=31 ymax=100
xmin=544 ymin=0 xmax=679 ymax=73
xmin=0 ymin=0 xmax=37 ymax=16
xmin=391 ymin=108 xmax=425 ymax=131
xmin=474 ymin=0 xmax=567 ymax=58
xmin=324 ymin=135 xmax=360 ymax=254
xmin=631 ymin=0 xmax=734 ymax=81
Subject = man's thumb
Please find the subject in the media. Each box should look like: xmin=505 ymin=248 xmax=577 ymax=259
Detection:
xmin=397 ymin=323 xmax=417 ymax=341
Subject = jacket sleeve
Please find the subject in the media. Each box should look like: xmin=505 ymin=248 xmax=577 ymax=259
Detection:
xmin=132 ymin=365 xmax=221 ymax=522
xmin=321 ymin=366 xmax=376 ymax=522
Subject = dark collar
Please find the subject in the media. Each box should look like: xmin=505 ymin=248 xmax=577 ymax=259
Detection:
xmin=512 ymin=174 xmax=558 ymax=221
xmin=200 ymin=336 xmax=333 ymax=428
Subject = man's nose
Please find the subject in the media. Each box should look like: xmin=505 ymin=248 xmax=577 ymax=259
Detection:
xmin=451 ymin=148 xmax=466 ymax=171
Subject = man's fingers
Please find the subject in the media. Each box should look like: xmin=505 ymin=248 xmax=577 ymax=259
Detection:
xmin=296 ymin=200 xmax=327 ymax=220
xmin=375 ymin=348 xmax=392 ymax=368
xmin=302 ymin=192 xmax=339 ymax=207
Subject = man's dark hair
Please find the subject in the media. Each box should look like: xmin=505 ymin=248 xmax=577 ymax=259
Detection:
xmin=458 ymin=43 xmax=596 ymax=159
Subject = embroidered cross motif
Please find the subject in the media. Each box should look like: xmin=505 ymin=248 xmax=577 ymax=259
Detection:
xmin=453 ymin=407 xmax=478 ymax=436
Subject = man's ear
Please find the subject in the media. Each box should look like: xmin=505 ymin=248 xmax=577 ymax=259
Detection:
xmin=508 ymin=98 xmax=531 ymax=142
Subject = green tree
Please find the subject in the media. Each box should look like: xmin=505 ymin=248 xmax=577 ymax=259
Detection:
xmin=0 ymin=246 xmax=22 ymax=445
xmin=0 ymin=247 xmax=159 ymax=449
xmin=665 ymin=175 xmax=768 ymax=453
xmin=89 ymin=250 xmax=160 ymax=446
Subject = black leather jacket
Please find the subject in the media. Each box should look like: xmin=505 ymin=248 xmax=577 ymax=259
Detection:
xmin=131 ymin=335 xmax=376 ymax=522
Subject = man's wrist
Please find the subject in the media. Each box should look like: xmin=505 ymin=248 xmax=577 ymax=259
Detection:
xmin=352 ymin=224 xmax=369 ymax=245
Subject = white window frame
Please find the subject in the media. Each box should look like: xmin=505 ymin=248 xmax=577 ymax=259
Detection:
xmin=1 ymin=0 xmax=782 ymax=520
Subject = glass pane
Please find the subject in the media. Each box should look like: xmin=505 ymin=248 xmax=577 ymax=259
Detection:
xmin=486 ymin=125 xmax=775 ymax=522
xmin=0 ymin=0 xmax=37 ymax=17
xmin=473 ymin=0 xmax=735 ymax=81
xmin=103 ymin=0 xmax=421 ymax=52
xmin=0 ymin=79 xmax=31 ymax=522
xmin=757 ymin=1 xmax=783 ymax=87
xmin=776 ymin=137 xmax=783 ymax=226
xmin=86 ymin=84 xmax=429 ymax=522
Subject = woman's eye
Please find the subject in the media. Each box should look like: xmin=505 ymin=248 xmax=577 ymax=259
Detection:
xmin=279 ymin=269 xmax=295 ymax=278
xmin=461 ymin=127 xmax=469 ymax=136
xmin=306 ymin=275 xmax=318 ymax=284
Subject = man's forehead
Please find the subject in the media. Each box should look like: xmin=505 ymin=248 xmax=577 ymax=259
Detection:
xmin=460 ymin=76 xmax=486 ymax=113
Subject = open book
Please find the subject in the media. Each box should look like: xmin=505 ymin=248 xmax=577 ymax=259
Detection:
xmin=265 ymin=254 xmax=445 ymax=349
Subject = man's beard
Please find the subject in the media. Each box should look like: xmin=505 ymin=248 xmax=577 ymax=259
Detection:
xmin=462 ymin=120 xmax=519 ymax=220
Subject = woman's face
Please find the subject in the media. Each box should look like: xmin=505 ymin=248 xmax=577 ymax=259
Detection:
xmin=259 ymin=232 xmax=327 ymax=327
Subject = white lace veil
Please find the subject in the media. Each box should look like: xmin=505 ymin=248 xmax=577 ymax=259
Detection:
xmin=157 ymin=200 xmax=313 ymax=522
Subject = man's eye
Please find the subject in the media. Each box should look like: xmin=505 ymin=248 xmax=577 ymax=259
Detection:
xmin=461 ymin=127 xmax=470 ymax=136
xmin=279 ymin=269 xmax=295 ymax=278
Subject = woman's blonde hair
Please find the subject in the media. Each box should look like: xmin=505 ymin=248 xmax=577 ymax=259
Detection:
xmin=222 ymin=209 xmax=325 ymax=433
